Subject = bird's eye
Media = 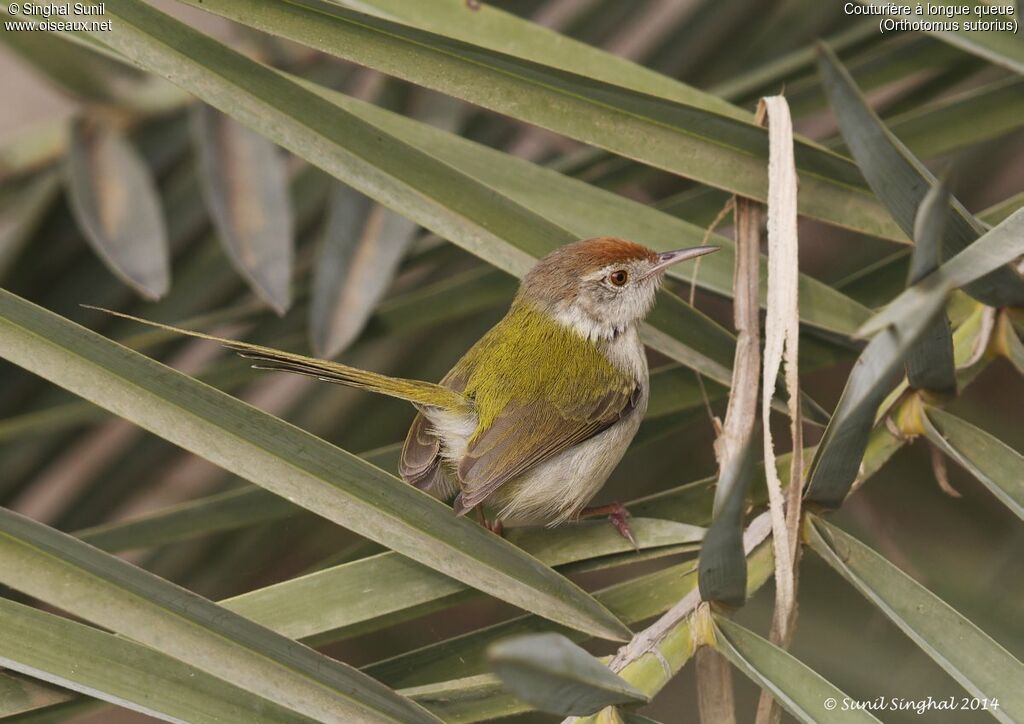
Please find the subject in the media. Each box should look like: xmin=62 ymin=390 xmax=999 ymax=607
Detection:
xmin=609 ymin=270 xmax=629 ymax=287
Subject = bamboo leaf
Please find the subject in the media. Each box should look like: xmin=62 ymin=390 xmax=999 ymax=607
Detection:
xmin=192 ymin=104 xmax=294 ymax=314
xmin=922 ymin=407 xmax=1024 ymax=520
xmin=905 ymin=179 xmax=956 ymax=394
xmin=174 ymin=0 xmax=904 ymax=242
xmin=807 ymin=516 xmax=1024 ymax=722
xmin=0 ymin=507 xmax=438 ymax=723
xmin=488 ymin=634 xmax=648 ymax=716
xmin=816 ymin=42 xmax=1024 ymax=308
xmin=712 ymin=616 xmax=881 ymax=723
xmin=0 ymin=288 xmax=630 ymax=642
xmin=0 ymin=597 xmax=312 ymax=723
xmin=65 ymin=117 xmax=170 ymax=300
xmin=311 ymin=183 xmax=418 ymax=358
xmin=856 ymin=1 xmax=1024 ymax=75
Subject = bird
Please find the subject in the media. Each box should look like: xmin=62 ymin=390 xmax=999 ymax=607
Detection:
xmin=98 ymin=237 xmax=717 ymax=543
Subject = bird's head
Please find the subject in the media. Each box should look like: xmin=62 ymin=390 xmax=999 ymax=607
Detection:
xmin=519 ymin=237 xmax=719 ymax=342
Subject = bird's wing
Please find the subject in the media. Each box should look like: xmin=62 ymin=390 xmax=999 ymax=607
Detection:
xmin=453 ymin=371 xmax=640 ymax=515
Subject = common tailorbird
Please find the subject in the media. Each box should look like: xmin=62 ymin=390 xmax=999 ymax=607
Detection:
xmin=102 ymin=238 xmax=717 ymax=543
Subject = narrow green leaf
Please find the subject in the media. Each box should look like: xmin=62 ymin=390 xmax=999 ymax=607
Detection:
xmin=808 ymin=516 xmax=1024 ymax=723
xmin=364 ymin=540 xmax=777 ymax=694
xmin=816 ymin=42 xmax=1024 ymax=308
xmin=922 ymin=407 xmax=1024 ymax=520
xmin=0 ymin=289 xmax=630 ymax=642
xmin=905 ymin=179 xmax=956 ymax=394
xmin=712 ymin=616 xmax=881 ymax=723
xmin=0 ymin=507 xmax=438 ymax=723
xmin=836 ymin=197 xmax=1021 ymax=309
xmin=74 ymin=443 xmax=398 ymax=551
xmin=176 ymin=0 xmax=904 ymax=242
xmin=0 ymin=597 xmax=311 ymax=723
xmin=221 ymin=519 xmax=702 ymax=643
xmin=889 ymin=76 xmax=1024 ymax=159
xmin=333 ymin=0 xmax=748 ymax=120
xmin=400 ymin=674 xmax=527 ymax=723
xmin=365 ymin=559 xmax=701 ymax=688
xmin=192 ymin=104 xmax=294 ymax=314
xmin=0 ymin=171 xmax=59 ymax=279
xmin=856 ymin=1 xmax=1024 ymax=74
xmin=488 ymin=633 xmax=648 ymax=716
xmin=807 ymin=209 xmax=1024 ymax=508
xmin=65 ymin=117 xmax=170 ymax=300
xmin=0 ymin=670 xmax=74 ymax=718
xmin=979 ymin=191 xmax=1024 ymax=226
xmin=803 ymin=290 xmax=949 ymax=509
xmin=0 ymin=27 xmax=138 ymax=101
xmin=861 ymin=209 xmax=1024 ymax=337
xmin=311 ymin=183 xmax=417 ymax=357
xmin=698 ymin=432 xmax=756 ymax=605
xmin=659 ymin=79 xmax=1024 ymax=233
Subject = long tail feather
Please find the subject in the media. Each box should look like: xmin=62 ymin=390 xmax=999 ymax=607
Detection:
xmin=86 ymin=306 xmax=470 ymax=411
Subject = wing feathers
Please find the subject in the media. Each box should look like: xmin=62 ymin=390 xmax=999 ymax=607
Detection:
xmin=453 ymin=384 xmax=639 ymax=514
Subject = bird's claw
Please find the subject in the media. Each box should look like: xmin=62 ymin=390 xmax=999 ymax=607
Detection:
xmin=609 ymin=508 xmax=638 ymax=551
xmin=580 ymin=501 xmax=638 ymax=551
xmin=485 ymin=517 xmax=504 ymax=537
xmin=475 ymin=505 xmax=504 ymax=537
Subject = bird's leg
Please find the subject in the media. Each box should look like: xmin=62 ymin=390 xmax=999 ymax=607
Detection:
xmin=579 ymin=502 xmax=637 ymax=550
xmin=474 ymin=505 xmax=504 ymax=537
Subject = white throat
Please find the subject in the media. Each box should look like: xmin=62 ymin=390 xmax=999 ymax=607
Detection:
xmin=551 ymin=303 xmax=626 ymax=343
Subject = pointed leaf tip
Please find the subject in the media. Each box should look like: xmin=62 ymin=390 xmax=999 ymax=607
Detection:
xmin=488 ymin=633 xmax=647 ymax=716
xmin=191 ymin=104 xmax=294 ymax=315
xmin=65 ymin=117 xmax=170 ymax=300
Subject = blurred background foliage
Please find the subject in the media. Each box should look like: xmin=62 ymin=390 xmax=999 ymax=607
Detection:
xmin=0 ymin=0 xmax=1022 ymax=722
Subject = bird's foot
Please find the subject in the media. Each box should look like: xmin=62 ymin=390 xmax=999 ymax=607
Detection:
xmin=485 ymin=517 xmax=504 ymax=537
xmin=474 ymin=506 xmax=504 ymax=537
xmin=580 ymin=502 xmax=637 ymax=550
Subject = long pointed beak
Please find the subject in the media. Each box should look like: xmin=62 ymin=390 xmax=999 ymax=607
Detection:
xmin=645 ymin=245 xmax=719 ymax=278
